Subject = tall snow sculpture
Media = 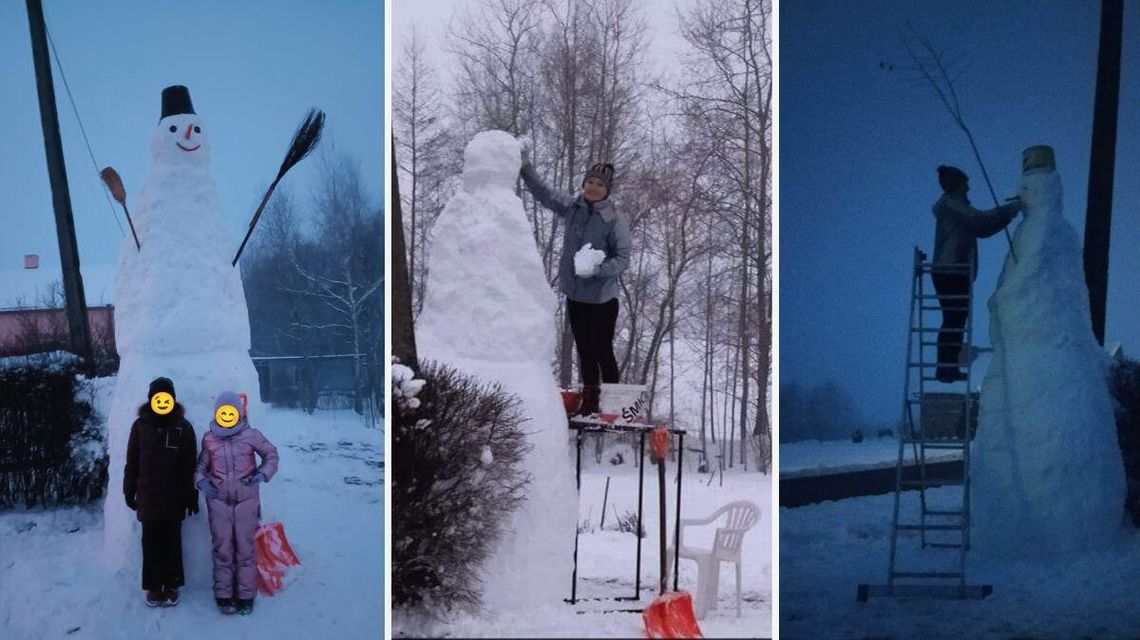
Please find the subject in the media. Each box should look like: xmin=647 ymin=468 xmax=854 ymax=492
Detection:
xmin=417 ymin=130 xmax=577 ymax=609
xmin=104 ymin=86 xmax=263 ymax=586
xmin=973 ymin=145 xmax=1125 ymax=555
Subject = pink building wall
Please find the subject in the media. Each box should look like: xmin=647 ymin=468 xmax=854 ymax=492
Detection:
xmin=0 ymin=306 xmax=115 ymax=357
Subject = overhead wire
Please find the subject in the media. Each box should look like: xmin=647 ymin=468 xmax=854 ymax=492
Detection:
xmin=44 ymin=23 xmax=126 ymax=239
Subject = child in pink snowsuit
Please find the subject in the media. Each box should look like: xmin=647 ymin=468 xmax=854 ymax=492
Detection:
xmin=194 ymin=390 xmax=279 ymax=615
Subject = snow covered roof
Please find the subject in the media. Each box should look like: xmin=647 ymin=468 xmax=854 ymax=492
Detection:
xmin=0 ymin=261 xmax=115 ymax=311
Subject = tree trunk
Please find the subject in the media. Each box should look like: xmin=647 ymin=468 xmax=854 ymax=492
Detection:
xmin=391 ymin=142 xmax=419 ymax=367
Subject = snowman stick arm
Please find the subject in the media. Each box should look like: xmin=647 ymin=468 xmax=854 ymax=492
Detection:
xmin=231 ymin=176 xmax=280 ymax=267
xmin=899 ymin=30 xmax=1017 ymax=264
xmin=123 ymin=203 xmax=141 ymax=252
xmin=99 ymin=167 xmax=140 ymax=251
xmin=961 ymin=125 xmax=1017 ymax=263
xmin=231 ymin=109 xmax=325 ymax=267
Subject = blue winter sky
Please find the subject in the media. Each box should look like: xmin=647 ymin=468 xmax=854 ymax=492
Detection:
xmin=781 ymin=1 xmax=1140 ymax=426
xmin=0 ymin=0 xmax=383 ymax=296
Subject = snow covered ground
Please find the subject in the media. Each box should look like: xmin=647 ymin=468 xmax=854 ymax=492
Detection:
xmin=781 ymin=487 xmax=1140 ymax=639
xmin=780 ymin=438 xmax=960 ymax=477
xmin=398 ymin=453 xmax=771 ymax=638
xmin=0 ymin=381 xmax=383 ymax=640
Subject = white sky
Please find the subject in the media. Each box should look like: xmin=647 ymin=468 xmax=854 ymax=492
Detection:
xmin=392 ymin=0 xmax=697 ymax=88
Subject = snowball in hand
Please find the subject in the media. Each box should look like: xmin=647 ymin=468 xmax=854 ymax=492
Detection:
xmin=574 ymin=243 xmax=606 ymax=277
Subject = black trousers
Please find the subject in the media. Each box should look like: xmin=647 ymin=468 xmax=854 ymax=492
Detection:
xmin=567 ymin=298 xmax=620 ymax=385
xmin=141 ymin=518 xmax=185 ymax=591
xmin=931 ymin=271 xmax=971 ymax=369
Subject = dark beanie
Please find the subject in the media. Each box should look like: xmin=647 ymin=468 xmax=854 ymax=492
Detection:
xmin=583 ymin=163 xmax=615 ymax=192
xmin=937 ymin=165 xmax=968 ymax=193
xmin=148 ymin=377 xmax=175 ymax=400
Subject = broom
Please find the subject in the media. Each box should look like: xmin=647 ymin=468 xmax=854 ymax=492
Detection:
xmin=231 ymin=109 xmax=325 ymax=266
xmin=99 ymin=167 xmax=140 ymax=251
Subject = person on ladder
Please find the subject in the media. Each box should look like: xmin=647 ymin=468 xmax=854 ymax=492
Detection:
xmin=931 ymin=165 xmax=1023 ymax=383
xmin=519 ymin=141 xmax=632 ymax=415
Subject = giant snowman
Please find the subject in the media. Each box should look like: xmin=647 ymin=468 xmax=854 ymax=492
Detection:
xmin=103 ymin=86 xmax=263 ymax=586
xmin=416 ymin=130 xmax=577 ymax=609
xmin=973 ymin=146 xmax=1125 ymax=556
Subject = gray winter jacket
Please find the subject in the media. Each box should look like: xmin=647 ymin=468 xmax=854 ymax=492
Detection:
xmin=932 ymin=193 xmax=1019 ymax=279
xmin=521 ymin=161 xmax=631 ymax=303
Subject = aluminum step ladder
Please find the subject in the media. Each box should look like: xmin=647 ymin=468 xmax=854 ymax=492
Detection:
xmin=858 ymin=248 xmax=992 ymax=601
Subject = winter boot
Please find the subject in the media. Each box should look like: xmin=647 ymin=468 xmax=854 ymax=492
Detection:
xmin=145 ymin=589 xmax=162 ymax=608
xmin=574 ymin=385 xmax=601 ymax=417
xmin=235 ymin=598 xmax=255 ymax=615
xmin=161 ymin=587 xmax=179 ymax=607
xmin=216 ymin=597 xmax=235 ymax=615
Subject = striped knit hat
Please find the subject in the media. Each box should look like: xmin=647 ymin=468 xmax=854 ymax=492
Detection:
xmin=583 ymin=163 xmax=615 ymax=192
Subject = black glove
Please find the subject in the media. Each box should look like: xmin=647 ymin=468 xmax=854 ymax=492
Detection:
xmin=186 ymin=491 xmax=200 ymax=517
xmin=125 ymin=492 xmax=137 ymax=511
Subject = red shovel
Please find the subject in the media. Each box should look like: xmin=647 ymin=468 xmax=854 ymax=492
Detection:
xmin=642 ymin=428 xmax=702 ymax=639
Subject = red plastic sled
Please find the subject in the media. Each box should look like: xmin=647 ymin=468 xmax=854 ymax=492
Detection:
xmin=255 ymin=522 xmax=301 ymax=596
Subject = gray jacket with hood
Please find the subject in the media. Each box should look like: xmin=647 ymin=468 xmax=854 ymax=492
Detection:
xmin=931 ymin=193 xmax=1019 ymax=279
xmin=520 ymin=161 xmax=632 ymax=303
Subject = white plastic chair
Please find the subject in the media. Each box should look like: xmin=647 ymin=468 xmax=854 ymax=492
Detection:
xmin=665 ymin=500 xmax=761 ymax=619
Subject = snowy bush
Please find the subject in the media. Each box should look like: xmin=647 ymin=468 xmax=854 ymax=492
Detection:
xmin=1110 ymin=358 xmax=1140 ymax=525
xmin=0 ymin=360 xmax=107 ymax=509
xmin=392 ymin=360 xmax=531 ymax=609
xmin=391 ymin=360 xmax=427 ymax=411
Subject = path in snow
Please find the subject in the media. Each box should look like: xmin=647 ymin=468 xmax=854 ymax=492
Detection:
xmin=781 ymin=489 xmax=1140 ymax=639
xmin=396 ymin=459 xmax=770 ymax=638
xmin=0 ymin=397 xmax=383 ymax=640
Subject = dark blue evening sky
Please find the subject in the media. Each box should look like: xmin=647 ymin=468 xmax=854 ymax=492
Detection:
xmin=0 ymin=1 xmax=382 ymax=276
xmin=781 ymin=1 xmax=1140 ymax=425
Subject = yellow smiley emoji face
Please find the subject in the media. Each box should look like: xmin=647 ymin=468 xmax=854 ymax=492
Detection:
xmin=215 ymin=404 xmax=241 ymax=428
xmin=150 ymin=392 xmax=174 ymax=415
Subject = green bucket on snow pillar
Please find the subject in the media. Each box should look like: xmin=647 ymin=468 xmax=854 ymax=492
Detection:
xmin=1022 ymin=145 xmax=1055 ymax=175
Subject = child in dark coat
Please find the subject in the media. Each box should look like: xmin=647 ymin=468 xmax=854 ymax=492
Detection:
xmin=123 ymin=376 xmax=199 ymax=607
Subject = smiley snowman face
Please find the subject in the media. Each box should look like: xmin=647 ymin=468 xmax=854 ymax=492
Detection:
xmin=151 ymin=113 xmax=211 ymax=167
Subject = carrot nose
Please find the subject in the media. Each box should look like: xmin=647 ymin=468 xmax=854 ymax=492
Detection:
xmin=184 ymin=124 xmax=193 ymax=140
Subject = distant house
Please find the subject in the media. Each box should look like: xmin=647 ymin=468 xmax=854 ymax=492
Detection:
xmin=0 ymin=256 xmax=116 ymax=360
xmin=251 ymin=353 xmax=368 ymax=411
xmin=2 ymin=256 xmax=378 ymax=416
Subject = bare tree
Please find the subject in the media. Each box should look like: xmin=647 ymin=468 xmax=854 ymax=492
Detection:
xmin=394 ymin=27 xmax=460 ymax=315
xmin=240 ymin=148 xmax=383 ymax=421
xmin=669 ymin=0 xmax=772 ymax=471
xmin=398 ymin=0 xmax=772 ymax=471
xmin=448 ymin=0 xmax=544 ymax=135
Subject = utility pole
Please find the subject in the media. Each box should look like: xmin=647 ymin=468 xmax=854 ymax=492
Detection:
xmin=26 ymin=0 xmax=94 ymax=373
xmin=1083 ymin=0 xmax=1124 ymax=346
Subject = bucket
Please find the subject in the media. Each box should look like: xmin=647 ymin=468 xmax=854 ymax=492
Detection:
xmin=1022 ymin=145 xmax=1055 ymax=175
xmin=560 ymin=389 xmax=582 ymax=415
xmin=598 ymin=383 xmax=649 ymax=423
